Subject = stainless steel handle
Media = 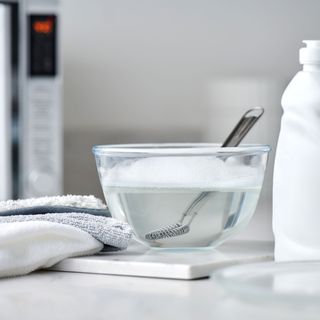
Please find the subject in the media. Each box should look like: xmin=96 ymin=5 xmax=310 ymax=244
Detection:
xmin=221 ymin=107 xmax=264 ymax=147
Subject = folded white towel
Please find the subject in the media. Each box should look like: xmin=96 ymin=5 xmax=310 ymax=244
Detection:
xmin=0 ymin=221 xmax=103 ymax=278
xmin=0 ymin=195 xmax=132 ymax=278
xmin=0 ymin=213 xmax=132 ymax=249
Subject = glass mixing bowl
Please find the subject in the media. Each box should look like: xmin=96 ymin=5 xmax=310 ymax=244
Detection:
xmin=93 ymin=143 xmax=270 ymax=249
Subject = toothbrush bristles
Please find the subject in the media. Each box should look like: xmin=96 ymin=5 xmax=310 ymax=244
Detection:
xmin=145 ymin=223 xmax=190 ymax=240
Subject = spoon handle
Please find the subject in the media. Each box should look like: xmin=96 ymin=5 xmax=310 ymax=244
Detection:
xmin=221 ymin=107 xmax=264 ymax=148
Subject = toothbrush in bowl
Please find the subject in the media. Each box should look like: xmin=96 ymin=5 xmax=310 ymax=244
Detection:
xmin=144 ymin=107 xmax=264 ymax=241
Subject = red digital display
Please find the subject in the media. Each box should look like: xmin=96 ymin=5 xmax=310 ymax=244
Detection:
xmin=33 ymin=19 xmax=53 ymax=34
xmin=29 ymin=15 xmax=57 ymax=76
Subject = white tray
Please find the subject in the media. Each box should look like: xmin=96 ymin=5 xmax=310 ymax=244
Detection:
xmin=50 ymin=240 xmax=274 ymax=280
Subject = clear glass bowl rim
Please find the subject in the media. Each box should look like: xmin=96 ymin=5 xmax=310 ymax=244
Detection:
xmin=92 ymin=143 xmax=270 ymax=157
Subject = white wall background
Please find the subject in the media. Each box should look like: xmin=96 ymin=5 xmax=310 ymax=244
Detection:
xmin=61 ymin=0 xmax=320 ymax=239
xmin=62 ymin=0 xmax=320 ymax=131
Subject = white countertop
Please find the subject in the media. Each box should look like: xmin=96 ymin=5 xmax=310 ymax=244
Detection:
xmin=1 ymin=204 xmax=318 ymax=320
xmin=1 ymin=268 xmax=319 ymax=320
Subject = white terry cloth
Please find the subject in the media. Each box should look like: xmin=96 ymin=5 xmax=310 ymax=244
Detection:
xmin=0 ymin=213 xmax=132 ymax=250
xmin=0 ymin=221 xmax=103 ymax=278
xmin=0 ymin=195 xmax=107 ymax=212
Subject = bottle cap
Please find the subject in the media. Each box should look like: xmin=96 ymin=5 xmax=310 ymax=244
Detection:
xmin=300 ymin=40 xmax=320 ymax=64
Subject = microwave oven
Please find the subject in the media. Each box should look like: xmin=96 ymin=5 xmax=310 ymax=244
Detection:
xmin=0 ymin=0 xmax=62 ymax=200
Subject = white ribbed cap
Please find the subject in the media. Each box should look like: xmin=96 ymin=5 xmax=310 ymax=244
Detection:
xmin=300 ymin=40 xmax=320 ymax=64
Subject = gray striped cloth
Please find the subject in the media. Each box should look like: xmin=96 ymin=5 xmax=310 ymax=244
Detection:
xmin=0 ymin=196 xmax=132 ymax=251
xmin=0 ymin=213 xmax=132 ymax=250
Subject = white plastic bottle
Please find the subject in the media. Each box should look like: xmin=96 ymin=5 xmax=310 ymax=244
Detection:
xmin=273 ymin=40 xmax=320 ymax=261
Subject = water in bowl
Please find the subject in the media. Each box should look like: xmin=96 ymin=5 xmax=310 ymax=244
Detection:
xmin=103 ymin=186 xmax=261 ymax=249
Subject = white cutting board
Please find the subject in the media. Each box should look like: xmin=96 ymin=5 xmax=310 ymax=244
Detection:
xmin=50 ymin=240 xmax=274 ymax=280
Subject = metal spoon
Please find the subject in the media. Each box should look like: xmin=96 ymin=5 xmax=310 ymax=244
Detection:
xmin=144 ymin=107 xmax=264 ymax=241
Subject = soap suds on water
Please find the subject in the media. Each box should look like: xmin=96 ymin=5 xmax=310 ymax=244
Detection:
xmin=100 ymin=156 xmax=263 ymax=189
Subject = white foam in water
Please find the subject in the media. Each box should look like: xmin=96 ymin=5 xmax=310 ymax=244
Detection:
xmin=100 ymin=156 xmax=262 ymax=189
